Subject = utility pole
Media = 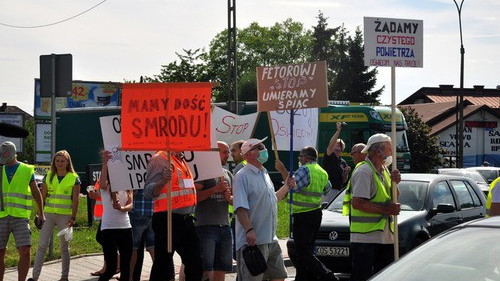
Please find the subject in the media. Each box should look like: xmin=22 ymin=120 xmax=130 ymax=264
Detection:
xmin=227 ymin=0 xmax=238 ymax=113
xmin=454 ymin=0 xmax=465 ymax=168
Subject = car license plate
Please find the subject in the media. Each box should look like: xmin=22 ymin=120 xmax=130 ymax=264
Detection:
xmin=314 ymin=246 xmax=349 ymax=257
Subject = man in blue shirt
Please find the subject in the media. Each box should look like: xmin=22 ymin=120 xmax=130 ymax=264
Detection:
xmin=233 ymin=137 xmax=293 ymax=281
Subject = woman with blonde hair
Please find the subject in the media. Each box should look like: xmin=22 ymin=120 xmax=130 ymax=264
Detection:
xmin=29 ymin=150 xmax=81 ymax=281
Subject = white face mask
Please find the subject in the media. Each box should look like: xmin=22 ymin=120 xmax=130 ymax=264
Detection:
xmin=383 ymin=155 xmax=393 ymax=167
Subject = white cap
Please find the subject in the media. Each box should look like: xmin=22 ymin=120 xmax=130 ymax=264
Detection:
xmin=361 ymin=133 xmax=391 ymax=154
xmin=241 ymin=137 xmax=268 ymax=155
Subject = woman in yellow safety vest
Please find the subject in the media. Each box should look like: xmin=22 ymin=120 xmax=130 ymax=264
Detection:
xmin=30 ymin=150 xmax=80 ymax=281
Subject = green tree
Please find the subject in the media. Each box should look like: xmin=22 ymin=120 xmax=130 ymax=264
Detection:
xmin=17 ymin=118 xmax=34 ymax=164
xmin=311 ymin=13 xmax=383 ymax=102
xmin=400 ymin=107 xmax=442 ymax=172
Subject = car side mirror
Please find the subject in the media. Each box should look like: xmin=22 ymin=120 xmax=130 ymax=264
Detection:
xmin=435 ymin=203 xmax=455 ymax=214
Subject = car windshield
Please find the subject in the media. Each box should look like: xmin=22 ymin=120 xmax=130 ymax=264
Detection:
xmin=476 ymin=170 xmax=499 ymax=183
xmin=326 ymin=180 xmax=427 ymax=212
xmin=371 ymin=227 xmax=500 ymax=281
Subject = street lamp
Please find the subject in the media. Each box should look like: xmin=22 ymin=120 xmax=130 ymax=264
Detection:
xmin=453 ymin=0 xmax=465 ymax=168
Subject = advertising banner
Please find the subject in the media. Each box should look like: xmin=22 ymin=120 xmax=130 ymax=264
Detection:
xmin=121 ymin=83 xmax=212 ymax=151
xmin=35 ymin=123 xmax=51 ymax=163
xmin=364 ymin=17 xmax=423 ymax=68
xmin=34 ymin=79 xmax=121 ymax=119
xmin=256 ymin=61 xmax=328 ymax=112
xmin=270 ymin=108 xmax=318 ymax=151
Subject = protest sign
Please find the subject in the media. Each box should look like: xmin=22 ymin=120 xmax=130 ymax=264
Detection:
xmin=100 ymin=115 xmax=155 ymax=190
xmin=364 ymin=17 xmax=423 ymax=68
xmin=256 ymin=61 xmax=328 ymax=112
xmin=270 ymin=108 xmax=318 ymax=151
xmin=100 ymin=115 xmax=223 ymax=191
xmin=121 ymin=83 xmax=212 ymax=151
xmin=212 ymin=106 xmax=259 ymax=147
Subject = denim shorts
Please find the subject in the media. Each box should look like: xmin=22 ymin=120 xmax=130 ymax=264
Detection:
xmin=196 ymin=225 xmax=233 ymax=272
xmin=129 ymin=212 xmax=154 ymax=250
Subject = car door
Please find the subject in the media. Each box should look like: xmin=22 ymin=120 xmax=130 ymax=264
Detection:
xmin=427 ymin=180 xmax=463 ymax=236
xmin=449 ymin=179 xmax=486 ymax=221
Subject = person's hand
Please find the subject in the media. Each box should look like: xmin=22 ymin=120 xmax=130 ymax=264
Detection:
xmin=112 ymin=192 xmax=122 ymax=211
xmin=223 ymin=188 xmax=232 ymax=202
xmin=214 ymin=179 xmax=230 ymax=194
xmin=385 ymin=203 xmax=401 ymax=216
xmin=336 ymin=122 xmax=342 ymax=130
xmin=67 ymin=216 xmax=76 ymax=227
xmin=246 ymin=229 xmax=257 ymax=246
xmin=286 ymin=176 xmax=296 ymax=190
xmin=343 ymin=165 xmax=352 ymax=175
xmin=391 ymin=169 xmax=401 ymax=184
xmin=101 ymin=150 xmax=112 ymax=164
xmin=88 ymin=190 xmax=100 ymax=200
xmin=162 ymin=166 xmax=173 ymax=182
xmin=275 ymin=160 xmax=286 ymax=173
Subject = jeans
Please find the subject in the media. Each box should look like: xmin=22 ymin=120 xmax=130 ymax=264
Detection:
xmin=293 ymin=208 xmax=336 ymax=281
xmin=350 ymin=243 xmax=394 ymax=281
xmin=98 ymin=228 xmax=133 ymax=281
xmin=150 ymin=212 xmax=203 ymax=281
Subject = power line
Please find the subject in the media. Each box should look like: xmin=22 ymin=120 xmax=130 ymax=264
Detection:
xmin=0 ymin=0 xmax=109 ymax=29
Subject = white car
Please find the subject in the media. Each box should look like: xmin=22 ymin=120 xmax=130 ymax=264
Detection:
xmin=465 ymin=166 xmax=500 ymax=184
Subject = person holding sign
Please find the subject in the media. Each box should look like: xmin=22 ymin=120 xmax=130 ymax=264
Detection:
xmin=233 ymin=138 xmax=294 ymax=281
xmin=144 ymin=151 xmax=202 ymax=281
xmin=0 ymin=141 xmax=44 ymax=281
xmin=349 ymin=134 xmax=401 ymax=281
xmin=98 ymin=151 xmax=133 ymax=281
xmin=322 ymin=122 xmax=350 ymax=202
xmin=194 ymin=141 xmax=233 ymax=281
xmin=275 ymin=147 xmax=338 ymax=281
xmin=30 ymin=150 xmax=80 ymax=281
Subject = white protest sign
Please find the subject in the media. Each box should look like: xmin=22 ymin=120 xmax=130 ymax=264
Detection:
xmin=364 ymin=17 xmax=423 ymax=68
xmin=212 ymin=106 xmax=259 ymax=147
xmin=270 ymin=108 xmax=318 ymax=151
xmin=183 ymin=151 xmax=224 ymax=182
xmin=100 ymin=115 xmax=155 ymax=190
xmin=100 ymin=115 xmax=223 ymax=191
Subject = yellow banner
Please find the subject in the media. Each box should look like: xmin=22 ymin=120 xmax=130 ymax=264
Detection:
xmin=319 ymin=113 xmax=368 ymax=122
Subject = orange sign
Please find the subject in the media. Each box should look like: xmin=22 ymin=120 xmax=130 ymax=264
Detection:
xmin=121 ymin=83 xmax=212 ymax=151
xmin=256 ymin=61 xmax=328 ymax=112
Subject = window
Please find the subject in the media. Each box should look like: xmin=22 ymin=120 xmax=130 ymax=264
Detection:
xmin=432 ymin=181 xmax=455 ymax=209
xmin=464 ymin=181 xmax=482 ymax=207
xmin=450 ymin=180 xmax=475 ymax=209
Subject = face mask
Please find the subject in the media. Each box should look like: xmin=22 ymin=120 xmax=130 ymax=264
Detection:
xmin=257 ymin=149 xmax=269 ymax=164
xmin=383 ymin=155 xmax=393 ymax=167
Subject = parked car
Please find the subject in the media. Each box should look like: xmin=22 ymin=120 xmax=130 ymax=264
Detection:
xmin=370 ymin=216 xmax=500 ymax=281
xmin=465 ymin=166 xmax=500 ymax=184
xmin=438 ymin=168 xmax=490 ymax=195
xmin=286 ymin=173 xmax=487 ymax=273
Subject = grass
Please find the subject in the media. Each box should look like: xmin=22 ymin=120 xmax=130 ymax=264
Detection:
xmin=4 ymin=196 xmax=102 ymax=268
xmin=4 ymin=196 xmax=292 ymax=268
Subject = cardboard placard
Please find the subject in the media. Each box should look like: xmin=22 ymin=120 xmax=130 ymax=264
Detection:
xmin=256 ymin=61 xmax=328 ymax=112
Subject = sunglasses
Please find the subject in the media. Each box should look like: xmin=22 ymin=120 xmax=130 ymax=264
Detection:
xmin=250 ymin=144 xmax=265 ymax=151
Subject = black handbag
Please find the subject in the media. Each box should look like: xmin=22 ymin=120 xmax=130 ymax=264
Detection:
xmin=242 ymin=245 xmax=267 ymax=276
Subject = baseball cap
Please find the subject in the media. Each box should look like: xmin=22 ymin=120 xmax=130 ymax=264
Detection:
xmin=241 ymin=137 xmax=268 ymax=155
xmin=0 ymin=141 xmax=16 ymax=164
xmin=361 ymin=133 xmax=391 ymax=154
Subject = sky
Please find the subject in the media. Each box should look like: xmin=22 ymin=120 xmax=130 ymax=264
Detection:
xmin=1 ymin=0 xmax=499 ymax=114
